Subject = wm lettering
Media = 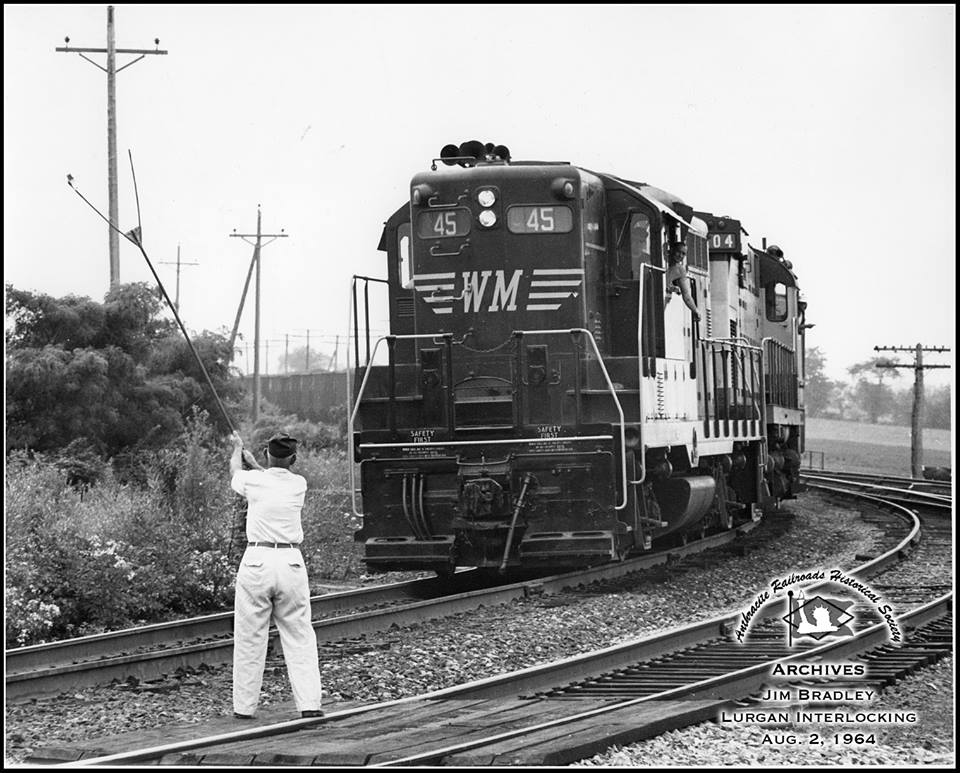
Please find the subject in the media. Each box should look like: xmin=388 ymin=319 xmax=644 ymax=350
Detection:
xmin=461 ymin=269 xmax=523 ymax=312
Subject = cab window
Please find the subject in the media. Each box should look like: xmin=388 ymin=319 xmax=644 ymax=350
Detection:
xmin=398 ymin=223 xmax=412 ymax=289
xmin=612 ymin=208 xmax=659 ymax=279
xmin=765 ymin=282 xmax=788 ymax=322
xmin=685 ymin=231 xmax=708 ymax=271
xmin=630 ymin=213 xmax=652 ymax=275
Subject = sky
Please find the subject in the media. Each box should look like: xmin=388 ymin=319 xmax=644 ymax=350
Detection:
xmin=3 ymin=4 xmax=956 ymax=387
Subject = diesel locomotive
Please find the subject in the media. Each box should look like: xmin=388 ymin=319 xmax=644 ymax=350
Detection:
xmin=349 ymin=141 xmax=807 ymax=575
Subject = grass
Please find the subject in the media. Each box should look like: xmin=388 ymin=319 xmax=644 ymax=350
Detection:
xmin=803 ymin=418 xmax=952 ymax=477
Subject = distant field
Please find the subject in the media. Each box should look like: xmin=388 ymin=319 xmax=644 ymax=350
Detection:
xmin=803 ymin=418 xmax=952 ymax=477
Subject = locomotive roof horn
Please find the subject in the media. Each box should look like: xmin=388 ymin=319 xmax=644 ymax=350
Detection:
xmin=459 ymin=139 xmax=486 ymax=160
xmin=437 ymin=140 xmax=512 ymax=168
xmin=440 ymin=144 xmax=461 ymax=166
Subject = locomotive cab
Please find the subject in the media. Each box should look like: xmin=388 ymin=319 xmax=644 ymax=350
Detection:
xmin=755 ymin=243 xmax=805 ymax=498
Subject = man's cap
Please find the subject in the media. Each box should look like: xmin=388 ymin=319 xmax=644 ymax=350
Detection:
xmin=267 ymin=433 xmax=298 ymax=458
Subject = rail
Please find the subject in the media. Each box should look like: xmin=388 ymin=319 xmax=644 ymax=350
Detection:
xmin=56 ymin=483 xmax=936 ymax=767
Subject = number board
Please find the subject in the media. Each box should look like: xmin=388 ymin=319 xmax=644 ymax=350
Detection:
xmin=708 ymin=230 xmax=741 ymax=252
xmin=416 ymin=208 xmax=472 ymax=239
xmin=506 ymin=205 xmax=573 ymax=234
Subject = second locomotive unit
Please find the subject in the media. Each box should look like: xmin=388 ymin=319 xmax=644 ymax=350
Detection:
xmin=350 ymin=141 xmax=807 ymax=575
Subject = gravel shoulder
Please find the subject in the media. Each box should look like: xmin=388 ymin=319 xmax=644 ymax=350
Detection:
xmin=5 ymin=492 xmax=952 ymax=766
xmin=575 ymin=657 xmax=955 ymax=767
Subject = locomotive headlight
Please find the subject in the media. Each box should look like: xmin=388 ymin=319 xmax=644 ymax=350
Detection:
xmin=478 ymin=209 xmax=497 ymax=227
xmin=551 ymin=177 xmax=577 ymax=200
xmin=411 ymin=183 xmax=434 ymax=206
xmin=477 ymin=189 xmax=496 ymax=207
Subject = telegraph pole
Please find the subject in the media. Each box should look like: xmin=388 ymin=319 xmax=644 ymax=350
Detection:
xmin=158 ymin=244 xmax=199 ymax=313
xmin=330 ymin=335 xmax=339 ymax=372
xmin=230 ymin=208 xmax=287 ymax=422
xmin=874 ymin=344 xmax=951 ymax=478
xmin=56 ymin=6 xmax=167 ymax=290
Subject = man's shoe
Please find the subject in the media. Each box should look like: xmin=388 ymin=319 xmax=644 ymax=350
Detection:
xmin=234 ymin=712 xmax=254 ymax=719
xmin=301 ymin=709 xmax=324 ymax=718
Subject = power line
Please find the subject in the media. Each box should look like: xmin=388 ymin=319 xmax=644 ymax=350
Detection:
xmin=56 ymin=6 xmax=167 ymax=290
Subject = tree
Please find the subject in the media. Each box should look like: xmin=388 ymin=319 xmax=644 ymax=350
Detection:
xmin=5 ymin=282 xmax=243 ymax=457
xmin=924 ymin=385 xmax=951 ymax=430
xmin=275 ymin=344 xmax=334 ymax=374
xmin=847 ymin=358 xmax=901 ymax=423
xmin=803 ymin=346 xmax=837 ymax=417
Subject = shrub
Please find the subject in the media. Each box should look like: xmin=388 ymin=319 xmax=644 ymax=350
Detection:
xmin=4 ymin=413 xmax=239 ymax=646
xmin=5 ymin=411 xmax=360 ymax=647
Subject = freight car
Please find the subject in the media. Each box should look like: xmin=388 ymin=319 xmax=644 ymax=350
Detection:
xmin=349 ymin=141 xmax=807 ymax=575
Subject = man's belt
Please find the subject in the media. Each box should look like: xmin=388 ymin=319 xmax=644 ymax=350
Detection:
xmin=247 ymin=541 xmax=300 ymax=549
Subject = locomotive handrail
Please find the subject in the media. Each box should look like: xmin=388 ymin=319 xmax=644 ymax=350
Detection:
xmin=348 ymin=332 xmax=455 ymax=518
xmin=702 ymin=338 xmax=764 ymax=423
xmin=351 ymin=274 xmax=390 ymax=372
xmin=429 ymin=241 xmax=470 ymax=257
xmin=512 ymin=328 xmax=628 ymax=511
xmin=699 ymin=338 xmax=764 ymax=436
xmin=701 ymin=336 xmax=762 ymax=351
xmin=761 ymin=336 xmax=798 ymax=409
xmin=348 ymin=329 xmax=629 ymax=516
xmin=635 ymin=263 xmax=649 ymax=484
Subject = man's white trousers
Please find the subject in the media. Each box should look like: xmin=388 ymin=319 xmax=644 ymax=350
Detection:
xmin=233 ymin=547 xmax=323 ymax=715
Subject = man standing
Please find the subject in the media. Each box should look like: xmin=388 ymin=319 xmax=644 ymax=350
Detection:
xmin=229 ymin=430 xmax=324 ymax=719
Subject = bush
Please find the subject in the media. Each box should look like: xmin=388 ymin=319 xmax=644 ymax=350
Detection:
xmin=248 ymin=404 xmax=346 ymax=454
xmin=4 ymin=413 xmax=240 ymax=646
xmin=5 ymin=413 xmax=359 ymax=646
xmin=296 ymin=448 xmax=363 ymax=581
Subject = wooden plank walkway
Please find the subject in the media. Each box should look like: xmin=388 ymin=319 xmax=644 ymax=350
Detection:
xmin=28 ymin=696 xmax=730 ymax=766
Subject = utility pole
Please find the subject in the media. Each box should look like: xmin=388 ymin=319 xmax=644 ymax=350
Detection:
xmin=230 ymin=207 xmax=287 ymax=423
xmin=874 ymin=344 xmax=951 ymax=478
xmin=305 ymin=329 xmax=310 ymax=372
xmin=56 ymin=6 xmax=167 ymax=290
xmin=158 ymin=244 xmax=199 ymax=313
xmin=330 ymin=335 xmax=339 ymax=372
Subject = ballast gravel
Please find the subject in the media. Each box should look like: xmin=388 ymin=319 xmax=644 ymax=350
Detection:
xmin=4 ymin=492 xmax=952 ymax=766
xmin=574 ymin=657 xmax=955 ymax=767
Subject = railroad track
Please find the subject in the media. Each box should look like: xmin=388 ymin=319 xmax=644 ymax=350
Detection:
xmin=6 ymin=519 xmax=760 ymax=702
xmin=28 ymin=480 xmax=952 ymax=766
xmin=801 ymin=469 xmax=951 ymax=494
xmin=801 ymin=470 xmax=952 ymax=512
